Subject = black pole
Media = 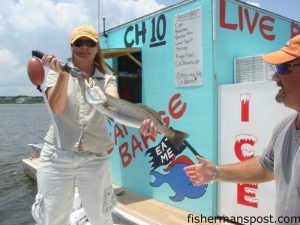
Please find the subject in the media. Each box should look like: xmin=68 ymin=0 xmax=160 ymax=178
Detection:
xmin=183 ymin=140 xmax=202 ymax=157
xmin=103 ymin=18 xmax=108 ymax=37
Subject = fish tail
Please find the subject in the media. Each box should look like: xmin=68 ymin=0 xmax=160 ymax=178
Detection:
xmin=150 ymin=171 xmax=164 ymax=187
xmin=167 ymin=128 xmax=189 ymax=152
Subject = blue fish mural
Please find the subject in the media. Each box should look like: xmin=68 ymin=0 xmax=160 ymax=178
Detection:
xmin=150 ymin=155 xmax=208 ymax=202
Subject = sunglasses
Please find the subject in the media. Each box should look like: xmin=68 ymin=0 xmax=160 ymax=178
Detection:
xmin=72 ymin=39 xmax=97 ymax=48
xmin=275 ymin=62 xmax=300 ymax=75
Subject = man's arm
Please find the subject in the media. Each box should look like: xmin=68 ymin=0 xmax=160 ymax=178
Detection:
xmin=184 ymin=156 xmax=274 ymax=186
xmin=216 ymin=156 xmax=274 ymax=183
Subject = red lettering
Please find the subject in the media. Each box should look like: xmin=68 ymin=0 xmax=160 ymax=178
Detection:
xmin=234 ymin=134 xmax=257 ymax=161
xmin=241 ymin=101 xmax=249 ymax=122
xmin=131 ymin=134 xmax=143 ymax=157
xmin=169 ymin=93 xmax=187 ymax=119
xmin=259 ymin=16 xmax=275 ymax=41
xmin=121 ymin=124 xmax=128 ymax=135
xmin=291 ymin=22 xmax=300 ymax=38
xmin=240 ymin=94 xmax=251 ymax=122
xmin=159 ymin=111 xmax=170 ymax=127
xmin=220 ymin=0 xmax=238 ymax=30
xmin=244 ymin=9 xmax=259 ymax=34
xmin=114 ymin=124 xmax=126 ymax=145
xmin=236 ymin=92 xmax=259 ymax=208
xmin=119 ymin=142 xmax=131 ymax=168
xmin=237 ymin=183 xmax=258 ymax=208
xmin=220 ymin=0 xmax=276 ymax=41
xmin=140 ymin=133 xmax=156 ymax=149
xmin=238 ymin=5 xmax=243 ymax=31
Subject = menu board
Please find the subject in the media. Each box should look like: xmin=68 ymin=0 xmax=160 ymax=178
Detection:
xmin=174 ymin=8 xmax=203 ymax=87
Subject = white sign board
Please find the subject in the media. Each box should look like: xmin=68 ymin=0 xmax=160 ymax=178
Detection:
xmin=174 ymin=8 xmax=203 ymax=87
xmin=218 ymin=81 xmax=294 ymax=224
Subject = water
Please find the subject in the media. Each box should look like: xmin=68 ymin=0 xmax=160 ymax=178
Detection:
xmin=0 ymin=104 xmax=50 ymax=225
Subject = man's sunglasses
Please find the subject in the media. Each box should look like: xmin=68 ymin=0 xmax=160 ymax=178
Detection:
xmin=275 ymin=62 xmax=300 ymax=75
xmin=72 ymin=39 xmax=97 ymax=48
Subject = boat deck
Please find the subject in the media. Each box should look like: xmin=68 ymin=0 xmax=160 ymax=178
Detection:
xmin=23 ymin=157 xmax=233 ymax=225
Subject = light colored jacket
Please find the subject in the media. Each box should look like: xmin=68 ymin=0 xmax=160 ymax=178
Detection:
xmin=44 ymin=68 xmax=117 ymax=153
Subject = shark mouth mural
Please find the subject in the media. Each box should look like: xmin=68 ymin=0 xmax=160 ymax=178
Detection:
xmin=234 ymin=134 xmax=258 ymax=161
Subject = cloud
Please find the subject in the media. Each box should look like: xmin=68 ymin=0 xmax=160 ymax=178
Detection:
xmin=0 ymin=0 xmax=165 ymax=96
xmin=0 ymin=48 xmax=30 ymax=96
xmin=246 ymin=1 xmax=261 ymax=8
xmin=0 ymin=49 xmax=25 ymax=82
xmin=99 ymin=0 xmax=164 ymax=29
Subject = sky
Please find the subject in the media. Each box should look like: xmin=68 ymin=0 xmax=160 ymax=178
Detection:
xmin=0 ymin=0 xmax=299 ymax=96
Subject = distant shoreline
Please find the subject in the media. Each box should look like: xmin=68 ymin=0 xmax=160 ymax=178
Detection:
xmin=0 ymin=96 xmax=44 ymax=104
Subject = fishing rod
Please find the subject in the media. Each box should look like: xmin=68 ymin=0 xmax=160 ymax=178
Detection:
xmin=29 ymin=50 xmax=85 ymax=82
xmin=27 ymin=50 xmax=84 ymax=92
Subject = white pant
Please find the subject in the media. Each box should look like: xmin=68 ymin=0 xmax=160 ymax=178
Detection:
xmin=32 ymin=142 xmax=117 ymax=225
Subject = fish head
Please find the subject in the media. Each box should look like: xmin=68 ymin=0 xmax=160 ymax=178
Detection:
xmin=85 ymin=78 xmax=107 ymax=104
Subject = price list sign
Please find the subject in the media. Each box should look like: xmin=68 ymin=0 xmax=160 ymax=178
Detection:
xmin=174 ymin=8 xmax=203 ymax=87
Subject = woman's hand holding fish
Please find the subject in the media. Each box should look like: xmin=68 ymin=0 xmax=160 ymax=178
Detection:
xmin=139 ymin=119 xmax=158 ymax=137
xmin=184 ymin=156 xmax=218 ymax=185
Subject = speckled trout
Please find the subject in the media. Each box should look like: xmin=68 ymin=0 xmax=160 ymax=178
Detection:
xmin=85 ymin=78 xmax=189 ymax=151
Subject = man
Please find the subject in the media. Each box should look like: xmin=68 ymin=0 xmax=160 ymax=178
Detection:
xmin=184 ymin=34 xmax=300 ymax=225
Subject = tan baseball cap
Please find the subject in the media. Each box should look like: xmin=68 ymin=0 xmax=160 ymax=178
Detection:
xmin=70 ymin=25 xmax=98 ymax=44
xmin=262 ymin=34 xmax=300 ymax=64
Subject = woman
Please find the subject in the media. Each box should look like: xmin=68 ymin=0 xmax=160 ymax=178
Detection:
xmin=32 ymin=25 xmax=157 ymax=225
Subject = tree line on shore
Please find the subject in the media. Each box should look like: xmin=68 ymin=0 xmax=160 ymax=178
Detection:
xmin=0 ymin=96 xmax=44 ymax=104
